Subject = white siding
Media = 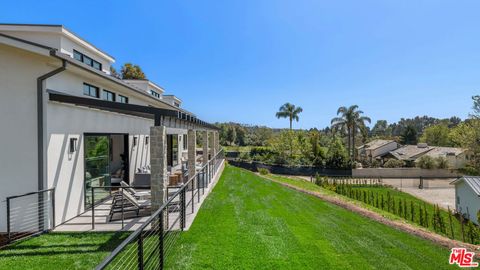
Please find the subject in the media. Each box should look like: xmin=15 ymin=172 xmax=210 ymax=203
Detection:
xmin=455 ymin=181 xmax=480 ymax=224
xmin=46 ymin=101 xmax=154 ymax=225
xmin=0 ymin=44 xmax=58 ymax=232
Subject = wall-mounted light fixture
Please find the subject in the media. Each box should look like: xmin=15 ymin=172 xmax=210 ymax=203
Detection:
xmin=133 ymin=136 xmax=138 ymax=146
xmin=145 ymin=136 xmax=149 ymax=145
xmin=69 ymin=138 xmax=78 ymax=153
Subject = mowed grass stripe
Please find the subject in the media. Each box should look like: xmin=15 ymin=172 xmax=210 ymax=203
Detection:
xmin=167 ymin=166 xmax=454 ymax=270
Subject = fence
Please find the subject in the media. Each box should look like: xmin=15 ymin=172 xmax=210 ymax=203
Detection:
xmin=95 ymin=150 xmax=224 ymax=270
xmin=229 ymin=160 xmax=351 ymax=176
xmin=2 ymin=188 xmax=55 ymax=245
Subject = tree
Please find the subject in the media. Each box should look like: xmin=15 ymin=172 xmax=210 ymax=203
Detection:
xmin=331 ymin=105 xmax=371 ymax=162
xmin=435 ymin=157 xmax=449 ymax=169
xmin=383 ymin=159 xmax=405 ymax=168
xmin=471 ymin=95 xmax=480 ymax=118
xmin=400 ymin=124 xmax=418 ymax=145
xmin=110 ymin=66 xmax=121 ymax=78
xmin=275 ymin=103 xmax=303 ymax=130
xmin=325 ymin=136 xmax=349 ymax=169
xmin=225 ymin=126 xmax=237 ymax=146
xmin=416 ymin=155 xmax=435 ymax=169
xmin=371 ymin=120 xmax=388 ymax=137
xmin=419 ymin=124 xmax=452 ymax=146
xmin=121 ymin=63 xmax=146 ymax=79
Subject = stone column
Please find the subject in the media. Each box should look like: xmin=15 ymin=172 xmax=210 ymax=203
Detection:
xmin=202 ymin=130 xmax=209 ymax=165
xmin=150 ymin=126 xmax=168 ymax=212
xmin=187 ymin=129 xmax=196 ymax=185
xmin=209 ymin=131 xmax=215 ymax=160
xmin=215 ymin=131 xmax=220 ymax=155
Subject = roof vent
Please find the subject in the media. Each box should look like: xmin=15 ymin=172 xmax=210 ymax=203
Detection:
xmin=417 ymin=143 xmax=428 ymax=148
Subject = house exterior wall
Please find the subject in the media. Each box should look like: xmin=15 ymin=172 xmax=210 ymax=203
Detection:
xmin=455 ymin=181 xmax=480 ymax=224
xmin=46 ymin=101 xmax=154 ymax=225
xmin=0 ymin=44 xmax=59 ymax=232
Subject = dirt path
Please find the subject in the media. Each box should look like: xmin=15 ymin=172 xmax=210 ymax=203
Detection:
xmin=259 ymin=174 xmax=480 ymax=258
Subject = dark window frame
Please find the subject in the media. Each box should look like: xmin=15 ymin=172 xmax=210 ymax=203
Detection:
xmin=102 ymin=89 xmax=116 ymax=102
xmin=118 ymin=95 xmax=129 ymax=104
xmin=150 ymin=90 xmax=161 ymax=99
xmin=83 ymin=83 xmax=100 ymax=98
xmin=73 ymin=49 xmax=103 ymax=71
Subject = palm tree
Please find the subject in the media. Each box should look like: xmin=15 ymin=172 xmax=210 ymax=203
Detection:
xmin=331 ymin=105 xmax=371 ymax=162
xmin=275 ymin=103 xmax=303 ymax=130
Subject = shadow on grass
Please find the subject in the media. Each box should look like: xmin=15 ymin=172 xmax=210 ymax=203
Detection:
xmin=0 ymin=232 xmax=130 ymax=259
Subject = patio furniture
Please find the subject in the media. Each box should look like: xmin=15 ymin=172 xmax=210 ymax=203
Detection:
xmin=108 ymin=191 xmax=151 ymax=221
xmin=120 ymin=181 xmax=151 ymax=200
xmin=133 ymin=173 xmax=150 ymax=186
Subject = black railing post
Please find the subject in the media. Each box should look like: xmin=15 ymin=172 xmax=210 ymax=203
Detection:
xmin=51 ymin=188 xmax=56 ymax=228
xmin=121 ymin=188 xmax=125 ymax=229
xmin=197 ymin=175 xmax=200 ymax=203
xmin=191 ymin=181 xmax=195 ymax=213
xmin=137 ymin=232 xmax=144 ymax=270
xmin=91 ymin=187 xmax=95 ymax=230
xmin=181 ymin=188 xmax=186 ymax=230
xmin=159 ymin=213 xmax=164 ymax=269
xmin=6 ymin=198 xmax=11 ymax=243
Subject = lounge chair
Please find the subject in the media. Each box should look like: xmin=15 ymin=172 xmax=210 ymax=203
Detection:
xmin=109 ymin=190 xmax=151 ymax=221
xmin=120 ymin=181 xmax=150 ymax=200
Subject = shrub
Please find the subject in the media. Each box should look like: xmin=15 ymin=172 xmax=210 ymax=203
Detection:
xmin=258 ymin=168 xmax=270 ymax=175
xmin=435 ymin=157 xmax=449 ymax=169
xmin=238 ymin=151 xmax=251 ymax=162
xmin=416 ymin=155 xmax=436 ymax=169
xmin=458 ymin=165 xmax=480 ymax=176
xmin=383 ymin=159 xmax=405 ymax=168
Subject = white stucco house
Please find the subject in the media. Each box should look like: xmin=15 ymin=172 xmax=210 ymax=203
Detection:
xmin=451 ymin=176 xmax=480 ymax=224
xmin=0 ymin=23 xmax=220 ymax=235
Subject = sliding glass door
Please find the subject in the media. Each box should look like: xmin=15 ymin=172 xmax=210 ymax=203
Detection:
xmin=84 ymin=135 xmax=110 ymax=208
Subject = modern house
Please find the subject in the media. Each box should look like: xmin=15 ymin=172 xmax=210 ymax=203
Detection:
xmin=356 ymin=139 xmax=398 ymax=163
xmin=0 ymin=23 xmax=220 ymax=234
xmin=451 ymin=176 xmax=480 ymax=224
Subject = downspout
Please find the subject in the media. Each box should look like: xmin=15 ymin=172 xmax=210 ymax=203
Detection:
xmin=37 ymin=52 xmax=66 ymax=192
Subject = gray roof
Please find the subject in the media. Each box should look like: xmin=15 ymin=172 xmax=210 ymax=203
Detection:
xmin=358 ymin=139 xmax=395 ymax=150
xmin=388 ymin=145 xmax=433 ymax=160
xmin=451 ymin=176 xmax=480 ymax=196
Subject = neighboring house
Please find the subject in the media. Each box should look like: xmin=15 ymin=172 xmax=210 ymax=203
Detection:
xmin=357 ymin=139 xmax=398 ymax=163
xmin=0 ymin=24 xmax=219 ymax=233
xmin=383 ymin=143 xmax=433 ymax=166
xmin=422 ymin=146 xmax=469 ymax=169
xmin=451 ymin=176 xmax=480 ymax=224
xmin=385 ymin=143 xmax=467 ymax=169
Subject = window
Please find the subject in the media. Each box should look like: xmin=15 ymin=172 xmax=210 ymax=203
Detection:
xmin=83 ymin=83 xmax=99 ymax=98
xmin=73 ymin=50 xmax=102 ymax=71
xmin=118 ymin=95 xmax=129 ymax=104
xmin=183 ymin=134 xmax=187 ymax=150
xmin=150 ymin=90 xmax=161 ymax=99
xmin=102 ymin=90 xmax=115 ymax=102
xmin=73 ymin=50 xmax=82 ymax=61
xmin=174 ymin=102 xmax=180 ymax=107
xmin=457 ymin=196 xmax=460 ymax=204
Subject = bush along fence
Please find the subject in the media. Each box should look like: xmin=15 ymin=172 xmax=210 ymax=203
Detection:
xmin=228 ymin=160 xmax=351 ymax=176
xmin=314 ymin=175 xmax=480 ymax=245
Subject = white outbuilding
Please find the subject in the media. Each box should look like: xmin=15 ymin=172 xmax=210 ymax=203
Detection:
xmin=451 ymin=176 xmax=480 ymax=224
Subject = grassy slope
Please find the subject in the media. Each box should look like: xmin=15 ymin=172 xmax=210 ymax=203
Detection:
xmin=0 ymin=232 xmax=129 ymax=270
xmin=269 ymin=174 xmax=467 ymax=243
xmin=168 ymin=166 xmax=454 ymax=269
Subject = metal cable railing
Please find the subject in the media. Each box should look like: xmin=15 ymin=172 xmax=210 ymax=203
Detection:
xmin=2 ymin=188 xmax=55 ymax=245
xmin=96 ymin=149 xmax=224 ymax=270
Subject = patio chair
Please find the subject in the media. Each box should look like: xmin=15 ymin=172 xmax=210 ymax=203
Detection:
xmin=108 ymin=190 xmax=151 ymax=221
xmin=120 ymin=181 xmax=150 ymax=199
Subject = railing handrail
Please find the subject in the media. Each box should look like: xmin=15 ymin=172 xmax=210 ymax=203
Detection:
xmin=5 ymin=188 xmax=55 ymax=201
xmin=95 ymin=149 xmax=224 ymax=270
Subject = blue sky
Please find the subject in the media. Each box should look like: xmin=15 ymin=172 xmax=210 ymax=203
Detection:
xmin=2 ymin=1 xmax=479 ymax=129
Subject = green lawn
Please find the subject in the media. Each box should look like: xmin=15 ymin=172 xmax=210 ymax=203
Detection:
xmin=167 ymin=165 xmax=454 ymax=269
xmin=0 ymin=232 xmax=129 ymax=270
